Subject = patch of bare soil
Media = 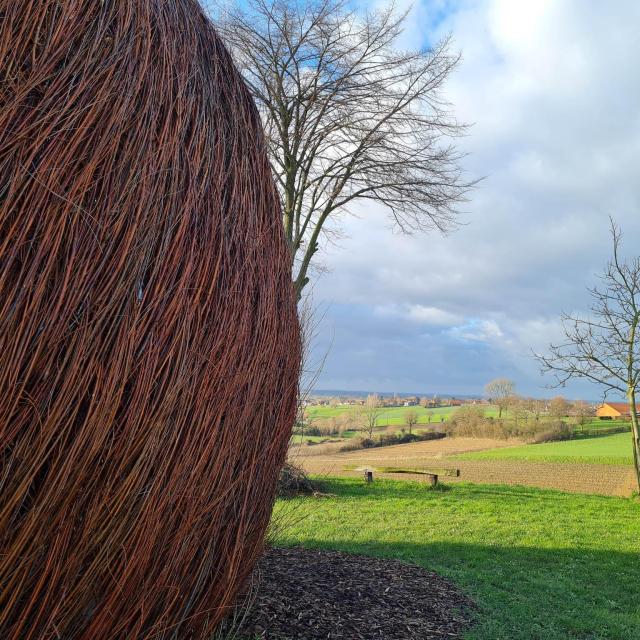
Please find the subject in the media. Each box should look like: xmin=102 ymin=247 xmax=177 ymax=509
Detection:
xmin=237 ymin=547 xmax=475 ymax=640
xmin=445 ymin=460 xmax=636 ymax=497
xmin=294 ymin=436 xmax=519 ymax=472
xmin=293 ymin=437 xmax=636 ymax=496
xmin=292 ymin=440 xmax=350 ymax=456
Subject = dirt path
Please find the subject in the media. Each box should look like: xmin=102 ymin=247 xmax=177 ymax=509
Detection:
xmin=292 ymin=437 xmax=636 ymax=496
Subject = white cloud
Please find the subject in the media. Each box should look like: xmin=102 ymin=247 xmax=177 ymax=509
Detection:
xmin=449 ymin=319 xmax=503 ymax=342
xmin=408 ymin=305 xmax=463 ymax=326
xmin=306 ymin=0 xmax=640 ymax=396
xmin=374 ymin=303 xmax=463 ymax=326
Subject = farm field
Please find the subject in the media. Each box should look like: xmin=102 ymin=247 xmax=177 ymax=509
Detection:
xmin=304 ymin=403 xmax=475 ymax=425
xmin=293 ymin=433 xmax=638 ymax=496
xmin=291 ymin=425 xmax=438 ymax=445
xmin=306 ymin=403 xmax=631 ymax=428
xmin=291 ymin=434 xmax=514 ymax=460
xmin=271 ymin=478 xmax=640 ymax=639
xmin=304 ymin=404 xmax=631 ymax=438
xmin=577 ymin=418 xmax=632 ymax=432
xmin=456 ymin=432 xmax=634 ymax=465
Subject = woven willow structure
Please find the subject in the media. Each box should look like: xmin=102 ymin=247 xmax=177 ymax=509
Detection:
xmin=0 ymin=1 xmax=300 ymax=638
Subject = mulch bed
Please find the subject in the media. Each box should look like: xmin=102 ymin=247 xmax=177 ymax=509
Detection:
xmin=234 ymin=547 xmax=476 ymax=639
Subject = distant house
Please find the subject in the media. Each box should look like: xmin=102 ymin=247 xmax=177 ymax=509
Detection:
xmin=595 ymin=402 xmax=635 ymax=419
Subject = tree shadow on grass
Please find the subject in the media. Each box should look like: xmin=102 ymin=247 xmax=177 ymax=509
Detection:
xmin=573 ymin=430 xmax=631 ymax=440
xmin=272 ymin=480 xmax=640 ymax=639
xmin=319 ymin=476 xmax=620 ymax=501
xmin=276 ymin=539 xmax=640 ymax=640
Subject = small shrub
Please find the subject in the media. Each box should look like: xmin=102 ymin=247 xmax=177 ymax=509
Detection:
xmin=446 ymin=410 xmax=575 ymax=442
xmin=277 ymin=462 xmax=321 ymax=497
xmin=530 ymin=420 xmax=574 ymax=443
xmin=339 ymin=437 xmax=372 ymax=452
xmin=339 ymin=431 xmax=445 ymax=452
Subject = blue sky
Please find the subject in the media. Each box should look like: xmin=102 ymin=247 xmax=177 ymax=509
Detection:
xmin=299 ymin=0 xmax=640 ymax=398
xmin=206 ymin=0 xmax=640 ymax=398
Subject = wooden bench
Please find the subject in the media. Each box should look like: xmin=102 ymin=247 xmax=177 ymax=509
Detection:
xmin=362 ymin=467 xmax=460 ymax=486
xmin=424 ymin=473 xmax=438 ymax=486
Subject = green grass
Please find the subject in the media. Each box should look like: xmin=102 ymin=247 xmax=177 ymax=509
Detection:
xmin=304 ymin=404 xmax=494 ymax=426
xmin=291 ymin=429 xmax=362 ymax=444
xmin=306 ymin=406 xmax=629 ymax=432
xmin=574 ymin=418 xmax=632 ymax=433
xmin=455 ymin=432 xmax=634 ymax=465
xmin=293 ymin=434 xmax=338 ymax=443
xmin=272 ymin=478 xmax=640 ymax=639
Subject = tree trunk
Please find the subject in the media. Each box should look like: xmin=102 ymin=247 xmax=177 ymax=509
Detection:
xmin=628 ymin=393 xmax=640 ymax=491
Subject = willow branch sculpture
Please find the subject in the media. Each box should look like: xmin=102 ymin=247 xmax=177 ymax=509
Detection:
xmin=0 ymin=1 xmax=300 ymax=638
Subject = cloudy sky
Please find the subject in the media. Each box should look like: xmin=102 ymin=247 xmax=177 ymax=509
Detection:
xmin=301 ymin=0 xmax=640 ymax=399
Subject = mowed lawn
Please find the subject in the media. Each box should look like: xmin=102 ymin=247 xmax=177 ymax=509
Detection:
xmin=272 ymin=478 xmax=640 ymax=639
xmin=455 ymin=432 xmax=634 ymax=465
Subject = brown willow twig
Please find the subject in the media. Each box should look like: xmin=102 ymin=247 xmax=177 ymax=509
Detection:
xmin=0 ymin=1 xmax=300 ymax=638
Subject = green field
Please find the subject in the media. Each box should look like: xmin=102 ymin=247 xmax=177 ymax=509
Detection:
xmin=292 ymin=426 xmax=440 ymax=444
xmin=575 ymin=418 xmax=632 ymax=433
xmin=292 ymin=429 xmax=363 ymax=444
xmin=304 ymin=404 xmax=626 ymax=430
xmin=304 ymin=404 xmax=487 ymax=425
xmin=272 ymin=478 xmax=640 ymax=639
xmin=455 ymin=432 xmax=634 ymax=465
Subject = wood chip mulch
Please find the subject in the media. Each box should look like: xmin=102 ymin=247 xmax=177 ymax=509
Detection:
xmin=235 ymin=547 xmax=476 ymax=639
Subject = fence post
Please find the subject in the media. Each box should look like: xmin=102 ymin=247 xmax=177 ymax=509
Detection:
xmin=364 ymin=470 xmax=373 ymax=483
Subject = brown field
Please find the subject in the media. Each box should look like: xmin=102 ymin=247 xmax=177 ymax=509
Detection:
xmin=291 ymin=437 xmax=637 ymax=497
xmin=294 ymin=435 xmax=516 ymax=458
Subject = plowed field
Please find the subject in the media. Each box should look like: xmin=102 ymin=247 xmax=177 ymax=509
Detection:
xmin=292 ymin=436 xmax=636 ymax=496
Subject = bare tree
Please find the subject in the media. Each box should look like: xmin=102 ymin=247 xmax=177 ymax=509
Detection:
xmin=507 ymin=395 xmax=527 ymax=427
xmin=484 ymin=378 xmax=515 ymax=418
xmin=548 ymin=395 xmax=571 ymax=419
xmin=218 ymin=0 xmax=474 ymax=295
xmin=572 ymin=400 xmax=592 ymax=429
xmin=362 ymin=393 xmax=384 ymax=439
xmin=403 ymin=408 xmax=419 ymax=435
xmin=295 ymin=407 xmax=317 ymax=441
xmin=291 ymin=294 xmax=327 ymax=445
xmin=529 ymin=397 xmax=545 ymax=422
xmin=337 ymin=411 xmax=355 ymax=434
xmin=536 ymin=221 xmax=640 ymax=489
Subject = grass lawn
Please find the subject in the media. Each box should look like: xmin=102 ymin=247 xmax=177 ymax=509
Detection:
xmin=455 ymin=432 xmax=634 ymax=465
xmin=272 ymin=478 xmax=640 ymax=639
